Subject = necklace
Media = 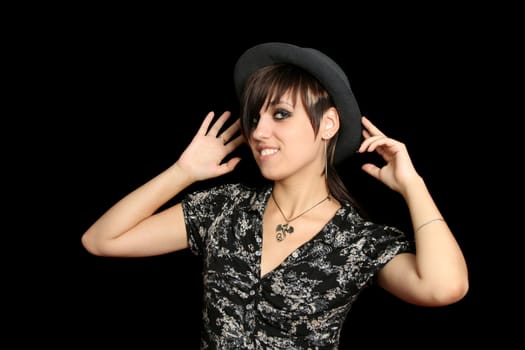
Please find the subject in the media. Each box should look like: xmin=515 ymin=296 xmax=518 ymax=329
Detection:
xmin=271 ymin=192 xmax=330 ymax=242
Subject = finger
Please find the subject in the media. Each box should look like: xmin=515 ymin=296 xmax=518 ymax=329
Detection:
xmin=361 ymin=116 xmax=385 ymax=136
xmin=208 ymin=111 xmax=232 ymax=136
xmin=198 ymin=111 xmax=215 ymax=135
xmin=223 ymin=134 xmax=246 ymax=152
xmin=224 ymin=157 xmax=242 ymax=171
xmin=367 ymin=137 xmax=393 ymax=152
xmin=359 ymin=135 xmax=387 ymax=153
xmin=361 ymin=163 xmax=381 ymax=180
xmin=217 ymin=157 xmax=242 ymax=176
xmin=219 ymin=119 xmax=241 ymax=144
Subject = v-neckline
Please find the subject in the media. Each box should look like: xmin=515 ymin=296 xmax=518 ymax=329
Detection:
xmin=258 ymin=208 xmax=341 ymax=279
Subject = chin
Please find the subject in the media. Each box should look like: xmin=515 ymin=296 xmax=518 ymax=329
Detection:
xmin=256 ymin=166 xmax=279 ymax=180
xmin=258 ymin=168 xmax=289 ymax=182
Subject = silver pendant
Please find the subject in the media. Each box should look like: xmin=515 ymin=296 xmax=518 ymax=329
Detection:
xmin=276 ymin=223 xmax=294 ymax=241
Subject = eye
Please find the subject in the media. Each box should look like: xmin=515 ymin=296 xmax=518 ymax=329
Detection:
xmin=251 ymin=115 xmax=260 ymax=127
xmin=274 ymin=109 xmax=291 ymax=120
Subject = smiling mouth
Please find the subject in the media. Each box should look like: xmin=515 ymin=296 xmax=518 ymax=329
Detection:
xmin=260 ymin=148 xmax=279 ymax=156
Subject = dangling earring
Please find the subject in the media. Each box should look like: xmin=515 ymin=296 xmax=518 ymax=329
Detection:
xmin=324 ymin=139 xmax=328 ymax=179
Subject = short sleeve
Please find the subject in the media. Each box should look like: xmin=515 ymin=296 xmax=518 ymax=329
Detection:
xmin=181 ymin=183 xmax=258 ymax=258
xmin=359 ymin=222 xmax=415 ymax=284
xmin=181 ymin=184 xmax=232 ymax=257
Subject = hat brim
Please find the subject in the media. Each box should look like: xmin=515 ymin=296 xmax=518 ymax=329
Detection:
xmin=233 ymin=42 xmax=362 ymax=164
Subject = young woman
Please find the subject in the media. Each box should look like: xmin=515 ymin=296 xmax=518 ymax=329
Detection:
xmin=81 ymin=42 xmax=468 ymax=349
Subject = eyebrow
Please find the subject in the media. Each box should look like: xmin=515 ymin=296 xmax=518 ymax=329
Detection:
xmin=269 ymin=100 xmax=294 ymax=108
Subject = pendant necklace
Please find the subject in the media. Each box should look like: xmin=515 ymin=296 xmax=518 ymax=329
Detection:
xmin=271 ymin=192 xmax=330 ymax=242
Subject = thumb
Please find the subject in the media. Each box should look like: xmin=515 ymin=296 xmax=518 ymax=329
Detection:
xmin=217 ymin=157 xmax=242 ymax=175
xmin=361 ymin=163 xmax=381 ymax=180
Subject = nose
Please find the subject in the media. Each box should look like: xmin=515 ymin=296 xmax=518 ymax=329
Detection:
xmin=252 ymin=113 xmax=272 ymax=140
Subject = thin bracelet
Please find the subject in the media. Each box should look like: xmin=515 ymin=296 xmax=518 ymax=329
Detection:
xmin=414 ymin=218 xmax=445 ymax=234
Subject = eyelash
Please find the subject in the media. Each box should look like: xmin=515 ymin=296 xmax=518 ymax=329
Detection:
xmin=273 ymin=109 xmax=290 ymax=120
xmin=250 ymin=108 xmax=291 ymax=127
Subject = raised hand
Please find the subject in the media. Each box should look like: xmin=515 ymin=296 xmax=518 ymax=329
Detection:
xmin=358 ymin=116 xmax=420 ymax=193
xmin=177 ymin=111 xmax=245 ymax=182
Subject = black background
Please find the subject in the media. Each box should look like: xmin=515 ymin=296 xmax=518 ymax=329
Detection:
xmin=16 ymin=4 xmax=518 ymax=348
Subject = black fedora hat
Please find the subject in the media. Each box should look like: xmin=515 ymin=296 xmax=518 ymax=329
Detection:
xmin=233 ymin=42 xmax=362 ymax=164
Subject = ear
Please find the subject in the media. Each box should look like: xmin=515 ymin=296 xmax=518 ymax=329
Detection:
xmin=322 ymin=107 xmax=340 ymax=140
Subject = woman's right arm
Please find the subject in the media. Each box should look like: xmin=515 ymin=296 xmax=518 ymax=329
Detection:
xmin=81 ymin=111 xmax=244 ymax=257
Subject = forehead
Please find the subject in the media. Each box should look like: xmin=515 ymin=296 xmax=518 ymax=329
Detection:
xmin=264 ymin=90 xmax=303 ymax=109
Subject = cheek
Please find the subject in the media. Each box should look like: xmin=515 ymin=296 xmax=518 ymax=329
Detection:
xmin=247 ymin=139 xmax=259 ymax=155
xmin=287 ymin=131 xmax=319 ymax=159
xmin=289 ymin=124 xmax=316 ymax=143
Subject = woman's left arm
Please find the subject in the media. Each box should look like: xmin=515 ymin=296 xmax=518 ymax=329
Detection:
xmin=358 ymin=116 xmax=469 ymax=306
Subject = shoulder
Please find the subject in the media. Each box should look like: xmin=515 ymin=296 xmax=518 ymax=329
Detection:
xmin=184 ymin=183 xmax=271 ymax=209
xmin=333 ymin=203 xmax=410 ymax=245
xmin=185 ymin=183 xmax=259 ymax=201
xmin=182 ymin=183 xmax=271 ymax=223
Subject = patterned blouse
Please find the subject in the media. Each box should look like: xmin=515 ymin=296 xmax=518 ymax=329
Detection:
xmin=182 ymin=183 xmax=414 ymax=349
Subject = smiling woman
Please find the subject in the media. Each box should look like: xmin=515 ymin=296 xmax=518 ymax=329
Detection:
xmin=80 ymin=42 xmax=468 ymax=349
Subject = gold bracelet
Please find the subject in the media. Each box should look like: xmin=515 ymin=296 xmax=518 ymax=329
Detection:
xmin=414 ymin=218 xmax=445 ymax=234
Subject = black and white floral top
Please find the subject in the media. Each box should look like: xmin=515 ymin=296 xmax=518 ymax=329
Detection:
xmin=182 ymin=183 xmax=414 ymax=349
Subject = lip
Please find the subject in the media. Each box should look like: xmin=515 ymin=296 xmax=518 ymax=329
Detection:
xmin=255 ymin=145 xmax=280 ymax=160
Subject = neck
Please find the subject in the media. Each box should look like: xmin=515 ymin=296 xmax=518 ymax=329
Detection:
xmin=271 ymin=180 xmax=330 ymax=218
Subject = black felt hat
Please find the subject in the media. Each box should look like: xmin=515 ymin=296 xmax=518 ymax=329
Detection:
xmin=233 ymin=42 xmax=362 ymax=164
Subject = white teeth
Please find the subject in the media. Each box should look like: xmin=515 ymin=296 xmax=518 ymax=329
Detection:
xmin=261 ymin=149 xmax=278 ymax=156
